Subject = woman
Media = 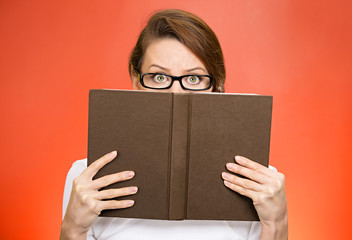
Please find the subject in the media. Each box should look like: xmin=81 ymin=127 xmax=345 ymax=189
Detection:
xmin=61 ymin=9 xmax=288 ymax=240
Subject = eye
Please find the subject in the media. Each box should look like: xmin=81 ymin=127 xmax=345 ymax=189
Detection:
xmin=187 ymin=75 xmax=200 ymax=84
xmin=153 ymin=74 xmax=167 ymax=83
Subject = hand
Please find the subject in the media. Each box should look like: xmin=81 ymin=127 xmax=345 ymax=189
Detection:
xmin=60 ymin=151 xmax=138 ymax=240
xmin=221 ymin=156 xmax=288 ymax=240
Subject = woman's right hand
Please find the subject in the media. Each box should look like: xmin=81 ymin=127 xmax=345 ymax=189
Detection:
xmin=60 ymin=151 xmax=138 ymax=240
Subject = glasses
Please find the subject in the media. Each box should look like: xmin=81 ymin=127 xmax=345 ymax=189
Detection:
xmin=139 ymin=73 xmax=214 ymax=91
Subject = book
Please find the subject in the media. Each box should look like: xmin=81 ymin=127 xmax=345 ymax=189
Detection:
xmin=87 ymin=89 xmax=273 ymax=221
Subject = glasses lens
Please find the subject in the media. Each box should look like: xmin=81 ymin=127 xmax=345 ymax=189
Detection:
xmin=182 ymin=75 xmax=212 ymax=90
xmin=142 ymin=74 xmax=172 ymax=88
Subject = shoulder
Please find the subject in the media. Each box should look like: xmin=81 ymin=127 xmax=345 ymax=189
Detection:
xmin=70 ymin=158 xmax=87 ymax=173
xmin=268 ymin=165 xmax=277 ymax=172
xmin=65 ymin=158 xmax=87 ymax=181
xmin=62 ymin=158 xmax=87 ymax=218
xmin=64 ymin=158 xmax=88 ymax=190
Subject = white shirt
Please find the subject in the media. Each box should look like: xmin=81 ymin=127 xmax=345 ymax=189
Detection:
xmin=63 ymin=159 xmax=262 ymax=240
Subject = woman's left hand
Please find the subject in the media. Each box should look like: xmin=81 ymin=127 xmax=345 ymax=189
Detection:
xmin=221 ymin=156 xmax=288 ymax=239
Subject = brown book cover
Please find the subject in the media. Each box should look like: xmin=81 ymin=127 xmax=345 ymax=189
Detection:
xmin=87 ymin=89 xmax=273 ymax=221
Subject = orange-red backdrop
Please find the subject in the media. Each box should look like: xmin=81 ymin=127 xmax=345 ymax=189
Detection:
xmin=1 ymin=0 xmax=351 ymax=239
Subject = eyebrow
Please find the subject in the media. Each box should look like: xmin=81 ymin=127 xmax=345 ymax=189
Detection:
xmin=148 ymin=64 xmax=206 ymax=73
xmin=148 ymin=64 xmax=169 ymax=71
xmin=185 ymin=67 xmax=206 ymax=73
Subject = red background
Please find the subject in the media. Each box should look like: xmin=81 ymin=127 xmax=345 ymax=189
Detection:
xmin=1 ymin=0 xmax=351 ymax=239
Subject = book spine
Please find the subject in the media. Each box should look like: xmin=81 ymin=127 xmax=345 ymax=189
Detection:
xmin=184 ymin=94 xmax=192 ymax=219
xmin=168 ymin=94 xmax=190 ymax=220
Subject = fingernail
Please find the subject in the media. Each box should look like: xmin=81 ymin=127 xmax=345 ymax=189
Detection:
xmin=129 ymin=187 xmax=138 ymax=193
xmin=126 ymin=171 xmax=135 ymax=178
xmin=235 ymin=156 xmax=243 ymax=163
xmin=222 ymin=172 xmax=230 ymax=179
xmin=109 ymin=151 xmax=117 ymax=158
xmin=127 ymin=200 xmax=135 ymax=206
xmin=226 ymin=163 xmax=236 ymax=170
xmin=224 ymin=180 xmax=233 ymax=187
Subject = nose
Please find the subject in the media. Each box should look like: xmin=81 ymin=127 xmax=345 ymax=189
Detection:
xmin=167 ymin=81 xmax=187 ymax=93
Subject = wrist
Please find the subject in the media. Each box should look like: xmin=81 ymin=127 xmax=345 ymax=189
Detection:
xmin=60 ymin=217 xmax=88 ymax=240
xmin=260 ymin=214 xmax=288 ymax=240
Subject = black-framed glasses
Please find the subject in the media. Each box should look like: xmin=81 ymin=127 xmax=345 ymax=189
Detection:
xmin=139 ymin=73 xmax=214 ymax=91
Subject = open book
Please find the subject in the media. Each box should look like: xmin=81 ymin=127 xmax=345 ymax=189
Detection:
xmin=88 ymin=89 xmax=272 ymax=221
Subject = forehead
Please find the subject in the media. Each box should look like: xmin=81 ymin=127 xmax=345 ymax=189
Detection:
xmin=141 ymin=38 xmax=207 ymax=74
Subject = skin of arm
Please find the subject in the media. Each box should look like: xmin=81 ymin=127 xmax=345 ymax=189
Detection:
xmin=222 ymin=156 xmax=288 ymax=240
xmin=60 ymin=151 xmax=138 ymax=240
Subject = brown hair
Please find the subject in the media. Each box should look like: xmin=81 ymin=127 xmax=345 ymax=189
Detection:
xmin=129 ymin=9 xmax=225 ymax=92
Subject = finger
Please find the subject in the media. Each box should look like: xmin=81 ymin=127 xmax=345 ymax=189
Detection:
xmin=92 ymin=171 xmax=135 ymax=190
xmin=221 ymin=172 xmax=262 ymax=192
xmin=99 ymin=199 xmax=135 ymax=211
xmin=226 ymin=162 xmax=267 ymax=184
xmin=97 ymin=186 xmax=138 ymax=200
xmin=234 ymin=156 xmax=275 ymax=177
xmin=224 ymin=180 xmax=257 ymax=201
xmin=82 ymin=151 xmax=117 ymax=179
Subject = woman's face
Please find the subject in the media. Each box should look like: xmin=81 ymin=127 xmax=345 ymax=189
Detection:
xmin=131 ymin=38 xmax=213 ymax=93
